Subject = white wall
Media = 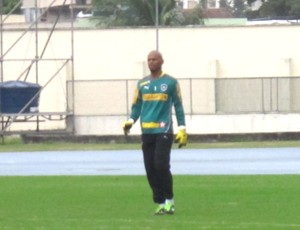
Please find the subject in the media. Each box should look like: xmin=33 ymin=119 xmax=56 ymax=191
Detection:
xmin=74 ymin=113 xmax=300 ymax=135
xmin=73 ymin=26 xmax=300 ymax=80
xmin=2 ymin=25 xmax=300 ymax=135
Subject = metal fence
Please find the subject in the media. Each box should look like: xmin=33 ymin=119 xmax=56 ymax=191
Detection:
xmin=215 ymin=77 xmax=300 ymax=113
xmin=68 ymin=77 xmax=300 ymax=116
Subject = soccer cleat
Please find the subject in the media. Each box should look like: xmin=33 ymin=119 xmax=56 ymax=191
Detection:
xmin=164 ymin=202 xmax=175 ymax=214
xmin=154 ymin=204 xmax=165 ymax=215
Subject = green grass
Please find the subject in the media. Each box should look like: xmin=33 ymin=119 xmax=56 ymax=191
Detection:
xmin=1 ymin=138 xmax=300 ymax=229
xmin=2 ymin=136 xmax=300 ymax=152
xmin=1 ymin=175 xmax=300 ymax=230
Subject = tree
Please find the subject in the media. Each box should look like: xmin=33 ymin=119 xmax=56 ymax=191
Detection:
xmin=129 ymin=0 xmax=179 ymax=25
xmin=183 ymin=4 xmax=204 ymax=25
xmin=217 ymin=0 xmax=248 ymax=18
xmin=286 ymin=0 xmax=300 ymax=17
xmin=257 ymin=0 xmax=300 ymax=18
xmin=92 ymin=0 xmax=203 ymax=27
xmin=246 ymin=0 xmax=268 ymax=7
xmin=232 ymin=0 xmax=248 ymax=17
xmin=246 ymin=0 xmax=259 ymax=6
xmin=259 ymin=0 xmax=288 ymax=17
xmin=1 ymin=0 xmax=21 ymax=14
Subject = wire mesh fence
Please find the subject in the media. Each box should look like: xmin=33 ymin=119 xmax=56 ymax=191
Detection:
xmin=67 ymin=77 xmax=300 ymax=116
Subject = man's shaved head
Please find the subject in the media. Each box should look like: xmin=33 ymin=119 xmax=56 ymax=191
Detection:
xmin=147 ymin=50 xmax=164 ymax=77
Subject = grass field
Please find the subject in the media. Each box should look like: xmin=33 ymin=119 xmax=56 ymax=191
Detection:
xmin=2 ymin=136 xmax=300 ymax=152
xmin=1 ymin=138 xmax=300 ymax=229
xmin=1 ymin=175 xmax=300 ymax=230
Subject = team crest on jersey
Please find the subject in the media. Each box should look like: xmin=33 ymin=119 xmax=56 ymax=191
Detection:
xmin=160 ymin=84 xmax=168 ymax=92
xmin=160 ymin=122 xmax=166 ymax=128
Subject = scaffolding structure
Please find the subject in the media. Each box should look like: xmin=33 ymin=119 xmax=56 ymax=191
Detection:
xmin=0 ymin=0 xmax=75 ymax=141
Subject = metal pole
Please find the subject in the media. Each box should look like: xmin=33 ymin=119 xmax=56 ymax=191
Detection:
xmin=0 ymin=0 xmax=3 ymax=83
xmin=155 ymin=0 xmax=159 ymax=51
xmin=35 ymin=0 xmax=39 ymax=84
xmin=0 ymin=0 xmax=3 ymax=143
xmin=70 ymin=0 xmax=75 ymax=134
xmin=34 ymin=0 xmax=40 ymax=131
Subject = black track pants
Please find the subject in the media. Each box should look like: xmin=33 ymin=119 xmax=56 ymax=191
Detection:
xmin=142 ymin=133 xmax=174 ymax=204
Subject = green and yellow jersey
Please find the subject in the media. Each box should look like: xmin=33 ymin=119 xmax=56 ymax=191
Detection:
xmin=130 ymin=73 xmax=185 ymax=134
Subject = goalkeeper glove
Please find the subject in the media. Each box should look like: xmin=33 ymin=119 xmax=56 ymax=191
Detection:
xmin=175 ymin=127 xmax=187 ymax=148
xmin=122 ymin=118 xmax=134 ymax=135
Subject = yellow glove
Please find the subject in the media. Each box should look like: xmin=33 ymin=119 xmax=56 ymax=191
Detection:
xmin=175 ymin=127 xmax=187 ymax=148
xmin=122 ymin=119 xmax=134 ymax=136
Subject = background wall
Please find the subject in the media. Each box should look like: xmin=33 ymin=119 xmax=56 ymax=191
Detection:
xmin=73 ymin=26 xmax=299 ymax=80
xmin=1 ymin=25 xmax=300 ymax=135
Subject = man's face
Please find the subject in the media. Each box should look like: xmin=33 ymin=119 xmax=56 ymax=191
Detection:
xmin=147 ymin=52 xmax=163 ymax=73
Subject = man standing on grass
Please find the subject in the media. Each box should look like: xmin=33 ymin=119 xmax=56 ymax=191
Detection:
xmin=123 ymin=50 xmax=187 ymax=215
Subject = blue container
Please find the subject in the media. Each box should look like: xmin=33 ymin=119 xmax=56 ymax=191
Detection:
xmin=0 ymin=81 xmax=41 ymax=113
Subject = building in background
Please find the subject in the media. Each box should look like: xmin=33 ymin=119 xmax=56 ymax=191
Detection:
xmin=22 ymin=0 xmax=92 ymax=23
xmin=181 ymin=0 xmax=264 ymax=10
xmin=181 ymin=0 xmax=225 ymax=9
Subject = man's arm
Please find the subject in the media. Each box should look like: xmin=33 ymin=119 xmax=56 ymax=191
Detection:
xmin=123 ymin=84 xmax=142 ymax=135
xmin=173 ymin=81 xmax=187 ymax=148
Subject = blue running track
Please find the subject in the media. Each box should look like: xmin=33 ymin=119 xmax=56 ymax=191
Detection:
xmin=1 ymin=148 xmax=300 ymax=176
